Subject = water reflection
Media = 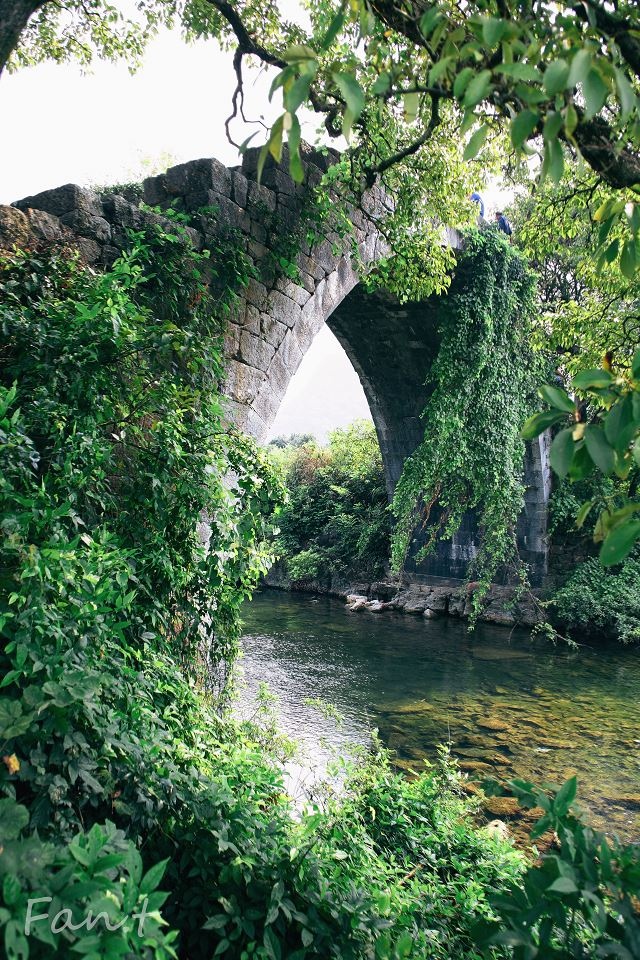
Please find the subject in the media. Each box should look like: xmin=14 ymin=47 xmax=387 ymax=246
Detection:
xmin=238 ymin=590 xmax=640 ymax=839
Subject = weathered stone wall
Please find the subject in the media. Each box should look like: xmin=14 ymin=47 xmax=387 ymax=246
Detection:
xmin=0 ymin=146 xmax=551 ymax=585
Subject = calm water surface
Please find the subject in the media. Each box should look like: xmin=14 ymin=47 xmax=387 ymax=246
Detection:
xmin=239 ymin=590 xmax=640 ymax=840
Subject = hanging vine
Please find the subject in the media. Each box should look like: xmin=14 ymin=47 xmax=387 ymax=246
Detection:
xmin=391 ymin=230 xmax=541 ymax=613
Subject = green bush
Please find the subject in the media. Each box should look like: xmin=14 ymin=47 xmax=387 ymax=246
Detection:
xmin=479 ymin=777 xmax=640 ymax=958
xmin=272 ymin=421 xmax=391 ymax=584
xmin=551 ymin=555 xmax=640 ymax=643
xmin=2 ymin=229 xmax=638 ymax=960
xmin=0 ymin=235 xmax=516 ymax=960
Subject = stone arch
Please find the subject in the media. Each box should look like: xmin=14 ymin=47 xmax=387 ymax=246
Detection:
xmin=1 ymin=147 xmax=549 ymax=584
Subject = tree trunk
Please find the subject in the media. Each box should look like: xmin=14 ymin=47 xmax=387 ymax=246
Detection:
xmin=0 ymin=0 xmax=48 ymax=77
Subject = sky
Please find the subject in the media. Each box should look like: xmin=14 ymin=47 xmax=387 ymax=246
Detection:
xmin=0 ymin=23 xmax=370 ymax=441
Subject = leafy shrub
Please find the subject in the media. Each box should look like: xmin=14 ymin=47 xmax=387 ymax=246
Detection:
xmin=272 ymin=421 xmax=391 ymax=584
xmin=0 ymin=803 xmax=176 ymax=959
xmin=0 ymin=234 xmax=518 ymax=960
xmin=551 ymin=555 xmax=640 ymax=643
xmin=479 ymin=777 xmax=640 ymax=958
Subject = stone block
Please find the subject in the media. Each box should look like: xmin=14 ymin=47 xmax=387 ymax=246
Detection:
xmin=215 ymin=195 xmax=250 ymax=234
xmin=239 ymin=330 xmax=275 ymax=372
xmin=224 ymin=322 xmax=241 ymax=358
xmin=246 ymin=407 xmax=268 ymax=442
xmin=261 ymin=314 xmax=288 ymax=348
xmin=275 ymin=276 xmax=311 ymax=308
xmin=250 ymin=219 xmax=267 ymax=244
xmin=315 ymin=238 xmax=339 ymax=273
xmin=266 ymin=350 xmax=290 ymax=397
xmin=60 ymin=210 xmax=112 ymax=244
xmin=261 ymin=166 xmax=296 ymax=196
xmin=0 ymin=205 xmax=31 ymax=247
xmin=222 ymin=397 xmax=249 ymax=431
xmin=101 ymin=245 xmax=121 ymax=268
xmin=266 ymin=289 xmax=301 ymax=328
xmin=142 ymin=174 xmax=167 ymax=206
xmin=74 ymin=237 xmax=102 ymax=263
xmin=279 ymin=333 xmax=303 ymax=371
xmin=247 ymin=180 xmax=277 ymax=214
xmin=232 ymin=169 xmax=249 ymax=208
xmin=248 ymin=239 xmax=269 ymax=263
xmin=274 ymin=203 xmax=299 ymax=233
xmin=237 ymin=303 xmax=260 ymax=335
xmin=165 ymin=157 xmax=232 ymax=199
xmin=102 ymin=194 xmax=142 ymax=229
xmin=26 ymin=208 xmax=65 ymax=243
xmin=297 ymin=251 xmax=325 ymax=281
xmin=14 ymin=184 xmax=103 ymax=219
xmin=245 ymin=278 xmax=268 ymax=310
xmin=223 ymin=358 xmax=264 ymax=405
xmin=276 ymin=193 xmax=297 ymax=211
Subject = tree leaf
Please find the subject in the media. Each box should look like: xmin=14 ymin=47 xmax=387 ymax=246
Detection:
xmin=620 ymin=239 xmax=637 ymax=280
xmin=463 ymin=124 xmax=490 ymax=160
xmin=333 ymin=72 xmax=365 ymax=138
xmin=539 ymin=384 xmax=575 ymax=413
xmin=600 ymin=521 xmax=640 ymax=566
xmin=583 ymin=67 xmax=609 ymax=120
xmin=567 ymin=48 xmax=592 ymax=88
xmin=550 ymin=428 xmax=575 ymax=477
xmin=572 ymin=368 xmax=614 ymax=390
xmin=548 ymin=876 xmax=578 ymax=895
xmin=521 ymin=409 xmax=565 ymax=439
xmin=463 ymin=70 xmax=492 ymax=107
xmin=614 ymin=67 xmax=637 ymax=120
xmin=584 ymin=424 xmax=615 ymax=474
xmin=320 ymin=10 xmax=346 ymax=50
xmin=554 ymin=775 xmax=577 ymax=815
xmin=482 ymin=18 xmax=506 ymax=47
xmin=283 ymin=44 xmax=317 ymax=64
xmin=543 ymin=59 xmax=569 ymax=96
xmin=453 ymin=67 xmax=475 ymax=99
xmin=546 ymin=138 xmax=564 ymax=184
xmin=511 ymin=109 xmax=539 ymax=148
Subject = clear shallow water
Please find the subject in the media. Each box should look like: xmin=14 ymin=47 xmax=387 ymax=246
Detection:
xmin=238 ymin=590 xmax=640 ymax=840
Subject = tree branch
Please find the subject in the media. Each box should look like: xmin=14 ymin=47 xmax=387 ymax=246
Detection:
xmin=0 ymin=0 xmax=49 ymax=75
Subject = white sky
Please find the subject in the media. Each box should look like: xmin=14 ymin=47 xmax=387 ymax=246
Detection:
xmin=0 ymin=23 xmax=370 ymax=441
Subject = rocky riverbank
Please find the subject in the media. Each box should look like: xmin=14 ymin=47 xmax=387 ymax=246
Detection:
xmin=264 ymin=563 xmax=545 ymax=628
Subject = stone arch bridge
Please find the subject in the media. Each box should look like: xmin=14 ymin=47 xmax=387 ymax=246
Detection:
xmin=0 ymin=147 xmax=550 ymax=584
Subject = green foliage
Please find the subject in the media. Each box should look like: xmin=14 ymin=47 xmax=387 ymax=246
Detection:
xmin=199 ymin=0 xmax=640 ymax=279
xmin=512 ymin=165 xmax=640 ymax=379
xmin=392 ymin=230 xmax=539 ymax=609
xmin=478 ymin=777 xmax=640 ymax=957
xmin=272 ymin=421 xmax=391 ymax=584
xmin=551 ymin=555 xmax=640 ymax=644
xmin=0 ymin=811 xmax=177 ymax=959
xmin=0 ymin=232 xmax=527 ymax=960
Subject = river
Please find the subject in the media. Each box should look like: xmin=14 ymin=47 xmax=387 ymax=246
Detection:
xmin=238 ymin=590 xmax=640 ymax=841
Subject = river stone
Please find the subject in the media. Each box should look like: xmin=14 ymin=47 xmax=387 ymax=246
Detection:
xmin=365 ymin=600 xmax=385 ymax=612
xmin=484 ymin=819 xmax=511 ymax=842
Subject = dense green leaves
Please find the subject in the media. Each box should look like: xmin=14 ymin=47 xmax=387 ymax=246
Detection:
xmin=392 ymin=231 xmax=540 ymax=611
xmin=479 ymin=777 xmax=640 ymax=957
xmin=270 ymin=421 xmax=390 ymax=585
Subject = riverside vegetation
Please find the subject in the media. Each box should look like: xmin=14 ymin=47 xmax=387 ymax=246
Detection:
xmin=2 ymin=0 xmax=640 ymax=955
xmin=2 ymin=211 xmax=639 ymax=958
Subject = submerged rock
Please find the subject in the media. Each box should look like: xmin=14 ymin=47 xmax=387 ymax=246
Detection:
xmin=477 ymin=717 xmax=511 ymax=732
